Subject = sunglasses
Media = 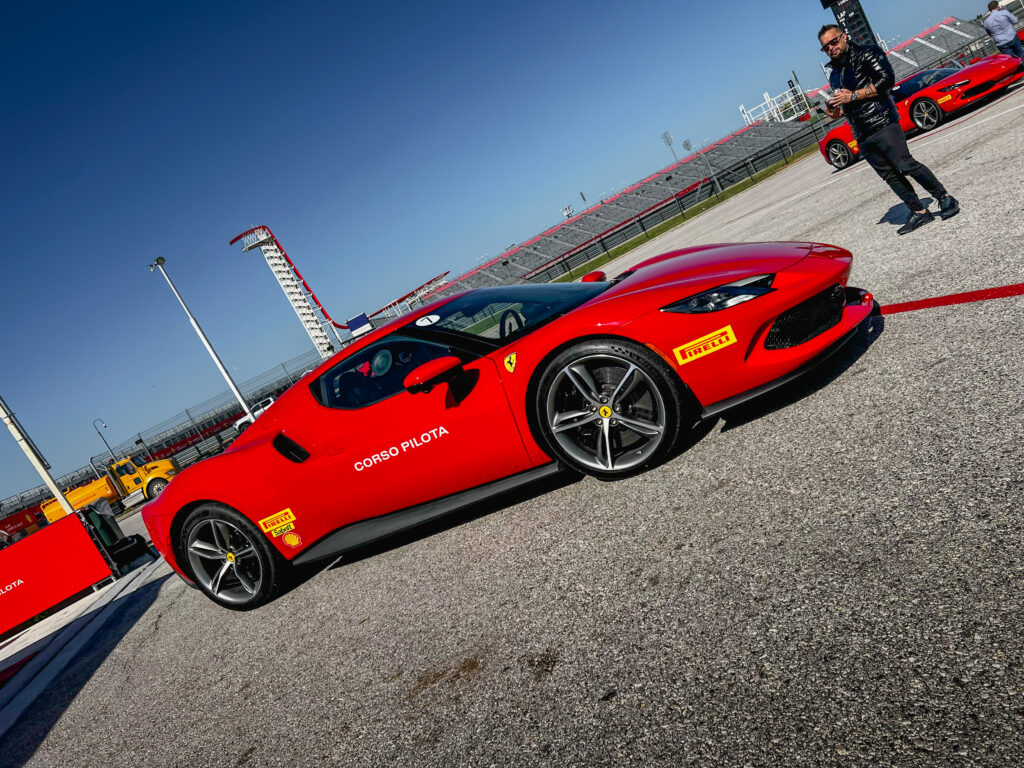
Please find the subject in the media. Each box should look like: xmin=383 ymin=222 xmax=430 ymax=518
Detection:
xmin=820 ymin=33 xmax=845 ymax=52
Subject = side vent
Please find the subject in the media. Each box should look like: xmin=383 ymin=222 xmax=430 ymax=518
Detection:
xmin=273 ymin=433 xmax=310 ymax=463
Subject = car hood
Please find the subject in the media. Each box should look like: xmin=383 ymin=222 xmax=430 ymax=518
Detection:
xmin=596 ymin=242 xmax=815 ymax=300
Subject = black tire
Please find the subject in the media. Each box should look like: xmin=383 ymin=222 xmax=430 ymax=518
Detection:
xmin=236 ymin=421 xmax=250 ymax=434
xmin=533 ymin=339 xmax=684 ymax=480
xmin=146 ymin=478 xmax=169 ymax=499
xmin=910 ymin=98 xmax=943 ymax=131
xmin=826 ymin=140 xmax=853 ymax=170
xmin=178 ymin=503 xmax=288 ymax=610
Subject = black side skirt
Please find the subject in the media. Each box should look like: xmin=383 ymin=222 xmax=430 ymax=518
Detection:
xmin=292 ymin=462 xmax=563 ymax=566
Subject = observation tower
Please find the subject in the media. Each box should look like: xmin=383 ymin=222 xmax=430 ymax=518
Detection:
xmin=230 ymin=226 xmax=348 ymax=361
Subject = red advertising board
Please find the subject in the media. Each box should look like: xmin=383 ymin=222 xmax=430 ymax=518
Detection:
xmin=0 ymin=505 xmax=43 ymax=537
xmin=0 ymin=514 xmax=113 ymax=637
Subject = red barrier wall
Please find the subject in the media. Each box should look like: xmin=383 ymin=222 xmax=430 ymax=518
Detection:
xmin=0 ymin=515 xmax=113 ymax=636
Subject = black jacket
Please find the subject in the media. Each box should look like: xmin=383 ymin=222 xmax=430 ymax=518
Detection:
xmin=828 ymin=43 xmax=900 ymax=140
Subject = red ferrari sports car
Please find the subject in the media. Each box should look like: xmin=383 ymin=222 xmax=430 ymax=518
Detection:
xmin=819 ymin=53 xmax=1024 ymax=169
xmin=142 ymin=242 xmax=875 ymax=609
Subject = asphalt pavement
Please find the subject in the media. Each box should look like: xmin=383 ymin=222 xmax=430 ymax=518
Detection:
xmin=2 ymin=85 xmax=1022 ymax=767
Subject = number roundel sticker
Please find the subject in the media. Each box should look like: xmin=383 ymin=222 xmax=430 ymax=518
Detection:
xmin=416 ymin=314 xmax=441 ymax=327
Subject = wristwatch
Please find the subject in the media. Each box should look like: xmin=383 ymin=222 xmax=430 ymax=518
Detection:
xmin=849 ymin=91 xmax=858 ymax=101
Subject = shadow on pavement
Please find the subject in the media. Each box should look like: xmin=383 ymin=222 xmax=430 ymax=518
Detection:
xmin=319 ymin=471 xmax=582 ymax=573
xmin=717 ymin=311 xmax=885 ymax=432
xmin=877 ymin=197 xmax=934 ymax=226
xmin=0 ymin=574 xmax=170 ymax=768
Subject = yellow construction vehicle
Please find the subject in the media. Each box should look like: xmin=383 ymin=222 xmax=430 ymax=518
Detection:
xmin=41 ymin=456 xmax=177 ymax=523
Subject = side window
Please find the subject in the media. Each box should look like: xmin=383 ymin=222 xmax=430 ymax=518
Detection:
xmin=116 ymin=463 xmax=137 ymax=477
xmin=318 ymin=337 xmax=454 ymax=409
xmin=893 ymin=74 xmax=923 ymax=99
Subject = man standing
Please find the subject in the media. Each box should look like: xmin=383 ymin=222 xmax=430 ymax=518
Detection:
xmin=819 ymin=25 xmax=959 ymax=235
xmin=983 ymin=2 xmax=1023 ymax=63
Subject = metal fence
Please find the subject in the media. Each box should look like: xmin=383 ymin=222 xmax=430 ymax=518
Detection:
xmin=521 ymin=120 xmax=831 ymax=283
xmin=478 ymin=23 xmax=1024 ymax=287
xmin=0 ymin=348 xmax=323 ymax=517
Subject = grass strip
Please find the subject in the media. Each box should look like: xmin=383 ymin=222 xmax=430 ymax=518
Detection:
xmin=552 ymin=143 xmax=819 ymax=282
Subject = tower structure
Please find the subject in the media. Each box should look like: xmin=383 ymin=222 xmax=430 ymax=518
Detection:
xmin=230 ymin=226 xmax=347 ymax=360
xmin=821 ymin=0 xmax=878 ymax=48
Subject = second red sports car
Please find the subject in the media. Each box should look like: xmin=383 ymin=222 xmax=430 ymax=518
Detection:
xmin=143 ymin=242 xmax=875 ymax=609
xmin=820 ymin=53 xmax=1024 ymax=169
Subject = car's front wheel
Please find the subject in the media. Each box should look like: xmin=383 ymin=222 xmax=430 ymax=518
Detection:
xmin=179 ymin=504 xmax=287 ymax=610
xmin=911 ymin=98 xmax=943 ymax=131
xmin=534 ymin=339 xmax=684 ymax=480
xmin=826 ymin=140 xmax=853 ymax=169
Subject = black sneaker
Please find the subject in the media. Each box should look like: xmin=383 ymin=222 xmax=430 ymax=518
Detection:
xmin=939 ymin=194 xmax=960 ymax=219
xmin=897 ymin=209 xmax=935 ymax=235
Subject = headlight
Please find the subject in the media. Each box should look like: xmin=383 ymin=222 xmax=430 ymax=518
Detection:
xmin=938 ymin=80 xmax=970 ymax=92
xmin=662 ymin=274 xmax=775 ymax=314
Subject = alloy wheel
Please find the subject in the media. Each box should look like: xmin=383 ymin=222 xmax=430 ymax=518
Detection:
xmin=185 ymin=518 xmax=264 ymax=606
xmin=828 ymin=142 xmax=851 ymax=169
xmin=913 ymin=100 xmax=941 ymax=130
xmin=545 ymin=354 xmax=667 ymax=473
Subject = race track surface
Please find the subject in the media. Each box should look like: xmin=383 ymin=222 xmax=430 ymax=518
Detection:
xmin=3 ymin=86 xmax=1022 ymax=767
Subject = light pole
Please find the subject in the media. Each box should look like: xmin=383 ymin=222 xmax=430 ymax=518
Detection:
xmin=1 ymin=394 xmax=75 ymax=518
xmin=93 ymin=418 xmax=117 ymax=463
xmin=683 ymin=138 xmax=722 ymax=199
xmin=148 ymin=257 xmax=254 ymax=422
xmin=661 ymin=131 xmax=679 ymax=162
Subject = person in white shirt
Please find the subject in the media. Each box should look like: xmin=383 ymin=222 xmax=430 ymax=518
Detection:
xmin=983 ymin=1 xmax=1023 ymax=62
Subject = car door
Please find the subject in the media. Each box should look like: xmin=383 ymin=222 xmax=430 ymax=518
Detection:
xmin=114 ymin=460 xmax=143 ymax=492
xmin=284 ymin=334 xmax=533 ymax=525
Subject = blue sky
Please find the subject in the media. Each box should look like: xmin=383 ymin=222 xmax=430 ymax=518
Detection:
xmin=0 ymin=0 xmax=986 ymax=499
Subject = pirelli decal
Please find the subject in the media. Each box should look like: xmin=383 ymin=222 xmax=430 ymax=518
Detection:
xmin=259 ymin=508 xmax=296 ymax=535
xmin=673 ymin=326 xmax=737 ymax=366
xmin=938 ymin=95 xmax=953 ymax=104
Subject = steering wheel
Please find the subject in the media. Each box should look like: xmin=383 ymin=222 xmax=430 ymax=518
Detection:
xmin=370 ymin=349 xmax=393 ymax=377
xmin=499 ymin=309 xmax=525 ymax=340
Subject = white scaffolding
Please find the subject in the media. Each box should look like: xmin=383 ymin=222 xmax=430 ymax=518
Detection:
xmin=231 ymin=226 xmax=345 ymax=361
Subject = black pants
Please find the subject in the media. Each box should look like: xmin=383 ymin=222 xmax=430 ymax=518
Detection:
xmin=859 ymin=122 xmax=946 ymax=211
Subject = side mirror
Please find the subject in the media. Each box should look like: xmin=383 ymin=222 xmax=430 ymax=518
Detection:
xmin=404 ymin=356 xmax=464 ymax=394
xmin=581 ymin=270 xmax=606 ymax=282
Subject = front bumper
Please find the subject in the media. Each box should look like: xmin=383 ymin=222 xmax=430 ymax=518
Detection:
xmin=701 ymin=287 xmax=875 ymax=418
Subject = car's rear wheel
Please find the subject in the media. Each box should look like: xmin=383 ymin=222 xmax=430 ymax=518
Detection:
xmin=534 ymin=339 xmax=683 ymax=480
xmin=146 ymin=478 xmax=168 ymax=499
xmin=180 ymin=504 xmax=286 ymax=610
xmin=826 ymin=141 xmax=853 ymax=169
xmin=911 ymin=98 xmax=943 ymax=131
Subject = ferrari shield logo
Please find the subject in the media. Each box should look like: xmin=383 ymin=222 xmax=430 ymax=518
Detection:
xmin=504 ymin=353 xmax=517 ymax=373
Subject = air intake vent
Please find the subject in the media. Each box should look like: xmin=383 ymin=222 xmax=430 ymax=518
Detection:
xmin=273 ymin=433 xmax=310 ymax=463
xmin=764 ymin=284 xmax=844 ymax=350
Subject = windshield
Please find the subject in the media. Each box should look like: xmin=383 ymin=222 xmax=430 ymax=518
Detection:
xmin=412 ymin=283 xmax=609 ymax=342
xmin=894 ymin=68 xmax=959 ymax=99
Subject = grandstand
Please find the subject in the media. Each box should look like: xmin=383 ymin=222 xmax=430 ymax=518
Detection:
xmin=417 ymin=120 xmax=828 ymax=300
xmin=0 ymin=348 xmax=323 ymax=519
xmin=885 ymin=17 xmax=990 ymax=81
xmin=418 ymin=13 xmax=1021 ymax=303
